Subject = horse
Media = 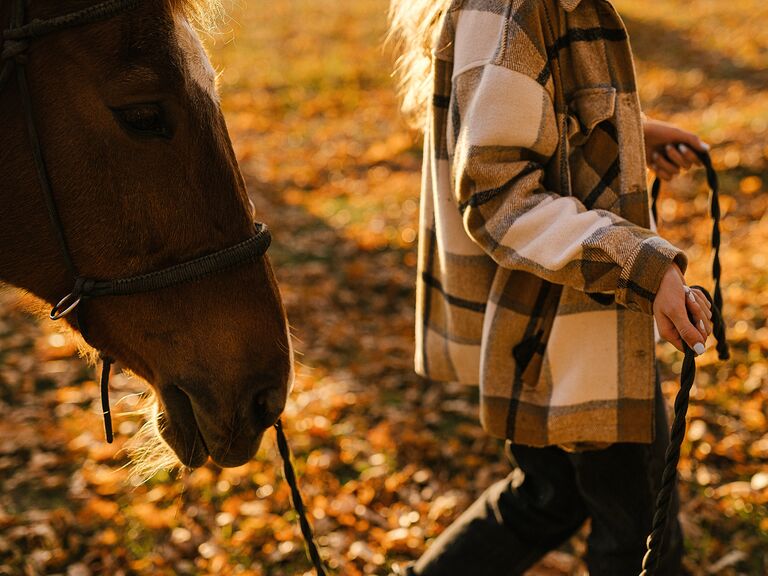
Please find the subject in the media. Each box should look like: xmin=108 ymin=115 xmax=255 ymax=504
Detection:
xmin=0 ymin=0 xmax=293 ymax=470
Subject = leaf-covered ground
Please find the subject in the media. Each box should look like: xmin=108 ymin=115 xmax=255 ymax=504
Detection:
xmin=1 ymin=0 xmax=767 ymax=574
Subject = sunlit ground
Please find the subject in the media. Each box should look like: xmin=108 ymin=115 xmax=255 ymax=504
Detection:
xmin=1 ymin=0 xmax=767 ymax=574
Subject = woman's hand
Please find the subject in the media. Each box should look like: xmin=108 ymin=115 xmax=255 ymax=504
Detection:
xmin=643 ymin=118 xmax=710 ymax=182
xmin=653 ymin=263 xmax=712 ymax=354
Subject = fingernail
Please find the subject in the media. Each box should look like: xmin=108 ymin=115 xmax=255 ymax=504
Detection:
xmin=699 ymin=319 xmax=706 ymax=332
xmin=701 ymin=141 xmax=711 ymax=151
xmin=653 ymin=152 xmax=660 ymax=160
xmin=693 ymin=342 xmax=706 ymax=355
xmin=688 ymin=291 xmax=696 ymax=303
xmin=678 ymin=144 xmax=688 ymax=154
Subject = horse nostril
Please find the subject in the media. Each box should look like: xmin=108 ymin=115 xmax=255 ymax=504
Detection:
xmin=253 ymin=394 xmax=266 ymax=415
xmin=252 ymin=388 xmax=282 ymax=429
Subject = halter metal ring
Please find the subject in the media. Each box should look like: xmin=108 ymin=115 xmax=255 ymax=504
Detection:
xmin=50 ymin=292 xmax=82 ymax=320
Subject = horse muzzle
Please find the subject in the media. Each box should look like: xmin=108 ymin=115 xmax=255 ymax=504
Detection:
xmin=157 ymin=380 xmax=287 ymax=468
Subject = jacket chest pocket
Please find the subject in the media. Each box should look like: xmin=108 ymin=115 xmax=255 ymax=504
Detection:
xmin=566 ymin=86 xmax=617 ymax=146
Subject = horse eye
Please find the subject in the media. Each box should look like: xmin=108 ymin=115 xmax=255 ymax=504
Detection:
xmin=113 ymin=104 xmax=170 ymax=138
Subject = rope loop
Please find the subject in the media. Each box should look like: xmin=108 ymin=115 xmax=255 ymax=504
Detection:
xmin=1 ymin=38 xmax=28 ymax=61
xmin=651 ymin=147 xmax=728 ymax=360
xmin=642 ymin=145 xmax=730 ymax=574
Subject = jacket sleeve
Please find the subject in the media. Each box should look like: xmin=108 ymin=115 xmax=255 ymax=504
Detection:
xmin=449 ymin=62 xmax=687 ymax=315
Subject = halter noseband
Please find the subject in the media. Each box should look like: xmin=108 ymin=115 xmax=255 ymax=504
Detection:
xmin=2 ymin=0 xmax=272 ymax=441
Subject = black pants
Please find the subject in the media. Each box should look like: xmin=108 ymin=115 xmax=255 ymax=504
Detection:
xmin=409 ymin=379 xmax=683 ymax=576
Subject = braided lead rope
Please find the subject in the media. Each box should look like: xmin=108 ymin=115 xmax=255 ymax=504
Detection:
xmin=642 ymin=148 xmax=731 ymax=574
xmin=274 ymin=420 xmax=328 ymax=575
xmin=700 ymin=152 xmax=729 ymax=362
xmin=640 ymin=287 xmax=725 ymax=575
xmin=651 ymin=149 xmax=729 ymax=362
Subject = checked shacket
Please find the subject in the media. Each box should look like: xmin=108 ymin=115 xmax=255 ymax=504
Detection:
xmin=415 ymin=0 xmax=688 ymax=446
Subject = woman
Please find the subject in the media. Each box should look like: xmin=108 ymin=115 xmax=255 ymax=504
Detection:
xmin=388 ymin=0 xmax=712 ymax=574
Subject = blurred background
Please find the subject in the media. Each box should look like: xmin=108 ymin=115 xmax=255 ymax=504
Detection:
xmin=1 ymin=0 xmax=766 ymax=574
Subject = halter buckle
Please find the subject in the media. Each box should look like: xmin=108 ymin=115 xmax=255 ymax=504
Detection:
xmin=50 ymin=292 xmax=82 ymax=320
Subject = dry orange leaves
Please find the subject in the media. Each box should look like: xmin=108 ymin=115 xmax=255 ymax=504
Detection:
xmin=1 ymin=0 xmax=767 ymax=575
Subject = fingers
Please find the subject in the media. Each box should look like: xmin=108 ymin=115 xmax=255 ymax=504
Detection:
xmin=665 ymin=144 xmax=694 ymax=170
xmin=651 ymin=142 xmax=708 ymax=181
xmin=678 ymin=132 xmax=711 ymax=155
xmin=670 ymin=295 xmax=707 ymax=354
xmin=684 ymin=287 xmax=711 ymax=340
xmin=657 ymin=315 xmax=685 ymax=353
xmin=690 ymin=288 xmax=712 ymax=320
xmin=652 ymin=151 xmax=680 ymax=180
xmin=651 ymin=164 xmax=676 ymax=181
xmin=675 ymin=144 xmax=701 ymax=167
xmin=652 ymin=264 xmax=709 ymax=355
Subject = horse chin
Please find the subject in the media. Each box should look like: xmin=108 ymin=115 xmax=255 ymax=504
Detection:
xmin=156 ymin=386 xmax=210 ymax=468
xmin=208 ymin=432 xmax=265 ymax=468
xmin=156 ymin=380 xmax=285 ymax=469
xmin=157 ymin=417 xmax=210 ymax=468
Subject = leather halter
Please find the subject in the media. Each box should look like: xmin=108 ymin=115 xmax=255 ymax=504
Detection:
xmin=2 ymin=0 xmax=272 ymax=441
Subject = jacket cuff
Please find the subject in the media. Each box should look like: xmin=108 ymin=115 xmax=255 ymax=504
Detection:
xmin=617 ymin=236 xmax=688 ymax=315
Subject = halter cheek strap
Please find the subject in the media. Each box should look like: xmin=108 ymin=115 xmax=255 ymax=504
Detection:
xmin=99 ymin=355 xmax=115 ymax=443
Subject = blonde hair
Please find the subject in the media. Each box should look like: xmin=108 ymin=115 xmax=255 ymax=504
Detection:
xmin=387 ymin=0 xmax=453 ymax=127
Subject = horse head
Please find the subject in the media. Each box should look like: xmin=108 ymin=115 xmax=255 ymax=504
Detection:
xmin=0 ymin=0 xmax=292 ymax=469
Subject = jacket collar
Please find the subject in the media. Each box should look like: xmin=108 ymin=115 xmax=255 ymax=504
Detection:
xmin=559 ymin=0 xmax=583 ymax=11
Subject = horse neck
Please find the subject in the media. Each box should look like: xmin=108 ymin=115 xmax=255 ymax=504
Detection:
xmin=0 ymin=81 xmax=71 ymax=306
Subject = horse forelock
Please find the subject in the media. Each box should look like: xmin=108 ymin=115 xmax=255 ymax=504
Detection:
xmin=164 ymin=0 xmax=222 ymax=31
xmin=172 ymin=11 xmax=219 ymax=102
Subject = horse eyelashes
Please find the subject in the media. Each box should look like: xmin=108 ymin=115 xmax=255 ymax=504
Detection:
xmin=112 ymin=103 xmax=171 ymax=139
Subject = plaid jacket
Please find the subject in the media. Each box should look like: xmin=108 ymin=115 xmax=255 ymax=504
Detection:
xmin=415 ymin=0 xmax=688 ymax=446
